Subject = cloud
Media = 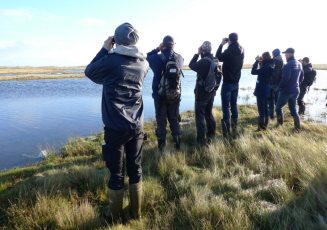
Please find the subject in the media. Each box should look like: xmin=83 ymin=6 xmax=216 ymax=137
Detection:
xmin=79 ymin=18 xmax=105 ymax=26
xmin=0 ymin=40 xmax=16 ymax=49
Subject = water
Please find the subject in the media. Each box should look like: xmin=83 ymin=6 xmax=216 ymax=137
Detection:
xmin=0 ymin=69 xmax=327 ymax=171
xmin=0 ymin=73 xmax=83 ymax=76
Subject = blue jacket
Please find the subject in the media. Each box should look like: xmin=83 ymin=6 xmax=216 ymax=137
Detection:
xmin=301 ymin=63 xmax=313 ymax=88
xmin=251 ymin=59 xmax=275 ymax=98
xmin=85 ymin=47 xmax=149 ymax=131
xmin=146 ymin=48 xmax=184 ymax=99
xmin=278 ymin=56 xmax=304 ymax=94
xmin=189 ymin=52 xmax=218 ymax=101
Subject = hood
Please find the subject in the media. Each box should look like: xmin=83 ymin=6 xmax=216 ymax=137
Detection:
xmin=228 ymin=42 xmax=244 ymax=55
xmin=273 ymin=55 xmax=283 ymax=62
xmin=113 ymin=45 xmax=147 ymax=61
xmin=304 ymin=63 xmax=313 ymax=68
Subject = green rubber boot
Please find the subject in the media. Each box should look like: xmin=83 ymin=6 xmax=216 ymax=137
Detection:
xmin=105 ymin=188 xmax=124 ymax=221
xmin=129 ymin=182 xmax=142 ymax=220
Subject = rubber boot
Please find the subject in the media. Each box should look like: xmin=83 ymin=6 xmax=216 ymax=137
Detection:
xmin=129 ymin=182 xmax=142 ymax=220
xmin=298 ymin=107 xmax=305 ymax=115
xmin=293 ymin=116 xmax=301 ymax=131
xmin=269 ymin=109 xmax=275 ymax=120
xmin=172 ymin=135 xmax=181 ymax=150
xmin=231 ymin=118 xmax=238 ymax=138
xmin=105 ymin=188 xmax=124 ymax=220
xmin=257 ymin=117 xmax=265 ymax=131
xmin=221 ymin=119 xmax=231 ymax=138
xmin=264 ymin=116 xmax=269 ymax=130
xmin=206 ymin=132 xmax=215 ymax=143
xmin=157 ymin=135 xmax=166 ymax=151
xmin=277 ymin=115 xmax=284 ymax=126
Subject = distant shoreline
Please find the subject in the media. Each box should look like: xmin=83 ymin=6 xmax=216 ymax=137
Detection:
xmin=1 ymin=64 xmax=326 ymax=81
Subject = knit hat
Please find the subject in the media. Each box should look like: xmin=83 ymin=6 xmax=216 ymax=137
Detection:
xmin=303 ymin=57 xmax=310 ymax=63
xmin=163 ymin=35 xmax=175 ymax=48
xmin=202 ymin=41 xmax=212 ymax=52
xmin=114 ymin=23 xmax=139 ymax=45
xmin=272 ymin=49 xmax=280 ymax=56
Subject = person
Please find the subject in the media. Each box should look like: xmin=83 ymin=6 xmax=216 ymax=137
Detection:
xmin=251 ymin=52 xmax=276 ymax=130
xmin=275 ymin=48 xmax=303 ymax=130
xmin=84 ymin=23 xmax=149 ymax=220
xmin=268 ymin=49 xmax=284 ymax=119
xmin=189 ymin=41 xmax=220 ymax=145
xmin=298 ymin=57 xmax=313 ymax=115
xmin=216 ymin=33 xmax=244 ymax=138
xmin=146 ymin=36 xmax=184 ymax=150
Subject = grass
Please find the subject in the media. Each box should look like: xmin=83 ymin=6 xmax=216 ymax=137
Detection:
xmin=0 ymin=73 xmax=85 ymax=81
xmin=1 ymin=105 xmax=327 ymax=229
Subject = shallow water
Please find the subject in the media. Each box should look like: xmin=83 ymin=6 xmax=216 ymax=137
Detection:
xmin=0 ymin=73 xmax=82 ymax=76
xmin=0 ymin=69 xmax=326 ymax=171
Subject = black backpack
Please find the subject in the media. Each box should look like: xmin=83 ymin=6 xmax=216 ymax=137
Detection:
xmin=307 ymin=68 xmax=317 ymax=86
xmin=198 ymin=56 xmax=222 ymax=93
xmin=157 ymin=53 xmax=184 ymax=99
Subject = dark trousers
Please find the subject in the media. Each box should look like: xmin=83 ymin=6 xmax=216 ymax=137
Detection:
xmin=102 ymin=127 xmax=143 ymax=190
xmin=268 ymin=85 xmax=279 ymax=112
xmin=154 ymin=97 xmax=181 ymax=136
xmin=221 ymin=83 xmax=239 ymax=120
xmin=256 ymin=97 xmax=269 ymax=118
xmin=297 ymin=86 xmax=307 ymax=113
xmin=195 ymin=99 xmax=216 ymax=143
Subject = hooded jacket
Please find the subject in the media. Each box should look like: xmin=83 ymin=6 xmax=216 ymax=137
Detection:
xmin=301 ymin=63 xmax=313 ymax=88
xmin=215 ymin=42 xmax=244 ymax=84
xmin=146 ymin=48 xmax=184 ymax=99
xmin=278 ymin=56 xmax=304 ymax=94
xmin=271 ymin=55 xmax=284 ymax=86
xmin=85 ymin=46 xmax=149 ymax=131
xmin=189 ymin=52 xmax=219 ymax=101
xmin=251 ymin=59 xmax=275 ymax=98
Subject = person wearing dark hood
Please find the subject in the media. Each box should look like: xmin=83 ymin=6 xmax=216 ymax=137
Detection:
xmin=146 ymin=36 xmax=184 ymax=150
xmin=251 ymin=52 xmax=276 ymax=130
xmin=268 ymin=49 xmax=284 ymax=120
xmin=298 ymin=57 xmax=312 ymax=115
xmin=189 ymin=41 xmax=220 ymax=145
xmin=275 ymin=48 xmax=303 ymax=131
xmin=216 ymin=33 xmax=244 ymax=138
xmin=84 ymin=23 xmax=149 ymax=221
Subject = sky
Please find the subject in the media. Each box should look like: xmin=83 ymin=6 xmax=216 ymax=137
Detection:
xmin=0 ymin=0 xmax=326 ymax=66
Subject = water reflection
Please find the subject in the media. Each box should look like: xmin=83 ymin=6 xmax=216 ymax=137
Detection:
xmin=0 ymin=70 xmax=326 ymax=171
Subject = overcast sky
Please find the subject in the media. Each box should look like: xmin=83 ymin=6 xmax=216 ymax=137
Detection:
xmin=0 ymin=0 xmax=326 ymax=66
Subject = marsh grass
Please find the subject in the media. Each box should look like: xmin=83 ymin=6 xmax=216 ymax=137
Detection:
xmin=1 ymin=105 xmax=327 ymax=229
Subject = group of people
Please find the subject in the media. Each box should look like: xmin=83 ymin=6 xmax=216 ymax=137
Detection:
xmin=84 ymin=23 xmax=312 ymax=221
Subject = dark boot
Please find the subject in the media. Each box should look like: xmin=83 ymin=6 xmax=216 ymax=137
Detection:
xmin=221 ymin=119 xmax=231 ymax=138
xmin=129 ymin=182 xmax=142 ymax=220
xmin=257 ymin=117 xmax=265 ymax=131
xmin=264 ymin=116 xmax=269 ymax=130
xmin=206 ymin=132 xmax=215 ymax=143
xmin=293 ymin=116 xmax=301 ymax=131
xmin=269 ymin=109 xmax=275 ymax=120
xmin=105 ymin=188 xmax=124 ymax=220
xmin=298 ymin=107 xmax=305 ymax=115
xmin=231 ymin=118 xmax=238 ymax=138
xmin=157 ymin=135 xmax=166 ymax=150
xmin=277 ymin=115 xmax=283 ymax=126
xmin=172 ymin=135 xmax=181 ymax=150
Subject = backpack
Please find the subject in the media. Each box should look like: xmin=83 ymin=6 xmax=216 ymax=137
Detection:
xmin=157 ymin=53 xmax=184 ymax=99
xmin=198 ymin=57 xmax=222 ymax=93
xmin=307 ymin=69 xmax=317 ymax=86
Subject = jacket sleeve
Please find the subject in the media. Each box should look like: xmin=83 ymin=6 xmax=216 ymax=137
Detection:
xmin=146 ymin=49 xmax=158 ymax=58
xmin=278 ymin=63 xmax=291 ymax=89
xmin=146 ymin=49 xmax=159 ymax=69
xmin=251 ymin=61 xmax=268 ymax=75
xmin=215 ymin=44 xmax=228 ymax=62
xmin=299 ymin=69 xmax=304 ymax=84
xmin=188 ymin=54 xmax=200 ymax=72
xmin=84 ymin=47 xmax=113 ymax=85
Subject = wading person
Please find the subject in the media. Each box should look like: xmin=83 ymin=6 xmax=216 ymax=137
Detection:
xmin=268 ymin=49 xmax=284 ymax=119
xmin=251 ymin=52 xmax=276 ymax=130
xmin=298 ymin=57 xmax=313 ymax=115
xmin=275 ymin=48 xmax=303 ymax=130
xmin=146 ymin=36 xmax=184 ymax=150
xmin=216 ymin=33 xmax=244 ymax=138
xmin=85 ymin=23 xmax=149 ymax=220
xmin=189 ymin=41 xmax=221 ymax=146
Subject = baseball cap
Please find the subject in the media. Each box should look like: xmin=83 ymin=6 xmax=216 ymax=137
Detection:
xmin=282 ymin=48 xmax=295 ymax=54
xmin=163 ymin=35 xmax=175 ymax=48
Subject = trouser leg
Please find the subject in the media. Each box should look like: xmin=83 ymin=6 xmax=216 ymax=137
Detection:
xmin=230 ymin=86 xmax=239 ymax=119
xmin=167 ymin=97 xmax=181 ymax=136
xmin=154 ymin=99 xmax=168 ymax=137
xmin=221 ymin=84 xmax=231 ymax=120
xmin=195 ymin=100 xmax=206 ymax=143
xmin=297 ymin=87 xmax=306 ymax=115
xmin=205 ymin=99 xmax=216 ymax=137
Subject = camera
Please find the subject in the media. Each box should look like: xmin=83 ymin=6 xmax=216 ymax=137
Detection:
xmin=225 ymin=38 xmax=229 ymax=43
xmin=112 ymin=37 xmax=115 ymax=44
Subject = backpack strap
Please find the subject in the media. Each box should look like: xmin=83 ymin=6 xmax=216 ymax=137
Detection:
xmin=202 ymin=56 xmax=212 ymax=63
xmin=159 ymin=53 xmax=166 ymax=62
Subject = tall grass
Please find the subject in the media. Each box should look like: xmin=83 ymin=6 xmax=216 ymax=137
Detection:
xmin=1 ymin=105 xmax=327 ymax=229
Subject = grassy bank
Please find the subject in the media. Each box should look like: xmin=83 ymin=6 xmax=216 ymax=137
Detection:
xmin=1 ymin=105 xmax=327 ymax=229
xmin=0 ymin=73 xmax=85 ymax=81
